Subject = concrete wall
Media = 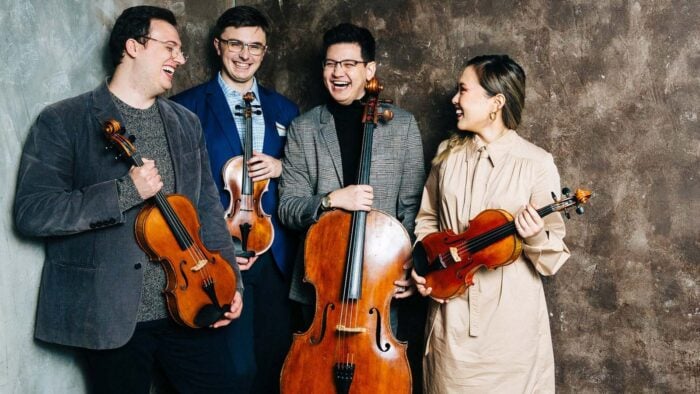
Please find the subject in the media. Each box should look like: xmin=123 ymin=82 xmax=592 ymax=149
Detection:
xmin=1 ymin=0 xmax=697 ymax=393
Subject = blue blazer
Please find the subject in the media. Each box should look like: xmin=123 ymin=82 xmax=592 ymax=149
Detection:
xmin=172 ymin=79 xmax=299 ymax=275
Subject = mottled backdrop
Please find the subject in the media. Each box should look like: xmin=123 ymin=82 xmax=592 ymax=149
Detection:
xmin=1 ymin=0 xmax=697 ymax=393
xmin=224 ymin=0 xmax=700 ymax=392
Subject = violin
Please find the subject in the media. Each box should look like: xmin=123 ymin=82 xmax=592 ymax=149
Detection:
xmin=221 ymin=92 xmax=274 ymax=258
xmin=280 ymin=78 xmax=412 ymax=394
xmin=103 ymin=119 xmax=237 ymax=328
xmin=413 ymin=188 xmax=592 ymax=300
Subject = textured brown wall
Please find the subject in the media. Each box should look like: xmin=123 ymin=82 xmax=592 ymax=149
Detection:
xmin=174 ymin=0 xmax=698 ymax=392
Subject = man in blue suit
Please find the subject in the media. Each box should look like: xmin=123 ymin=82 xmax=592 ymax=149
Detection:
xmin=172 ymin=6 xmax=299 ymax=394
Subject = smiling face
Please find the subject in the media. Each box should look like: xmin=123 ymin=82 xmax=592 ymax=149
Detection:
xmin=452 ymin=66 xmax=500 ymax=134
xmin=215 ymin=26 xmax=266 ymax=92
xmin=323 ymin=43 xmax=376 ymax=106
xmin=133 ymin=19 xmax=186 ymax=97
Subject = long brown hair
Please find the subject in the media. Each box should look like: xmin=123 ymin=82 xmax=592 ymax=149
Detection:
xmin=433 ymin=54 xmax=526 ymax=165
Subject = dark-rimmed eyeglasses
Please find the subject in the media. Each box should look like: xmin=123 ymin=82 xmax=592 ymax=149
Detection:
xmin=139 ymin=36 xmax=188 ymax=62
xmin=322 ymin=59 xmax=368 ymax=71
xmin=218 ymin=39 xmax=267 ymax=56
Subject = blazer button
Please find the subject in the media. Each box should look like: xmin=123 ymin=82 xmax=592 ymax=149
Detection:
xmin=134 ymin=263 xmax=142 ymax=269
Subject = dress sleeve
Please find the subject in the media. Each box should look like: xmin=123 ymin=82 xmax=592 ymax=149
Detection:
xmin=522 ymin=152 xmax=571 ymax=276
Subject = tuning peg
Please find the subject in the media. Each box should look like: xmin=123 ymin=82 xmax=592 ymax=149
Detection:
xmin=561 ymin=187 xmax=571 ymax=196
xmin=575 ymin=206 xmax=585 ymax=215
xmin=235 ymin=105 xmax=243 ymax=110
xmin=378 ymin=108 xmax=393 ymax=122
xmin=253 ymin=110 xmax=262 ymax=115
xmin=128 ymin=135 xmax=136 ymax=143
xmin=251 ymin=104 xmax=262 ymax=108
xmin=551 ymin=191 xmax=558 ymax=201
xmin=564 ymin=210 xmax=571 ymax=220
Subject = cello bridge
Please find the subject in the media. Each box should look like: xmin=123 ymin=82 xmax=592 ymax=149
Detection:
xmin=335 ymin=325 xmax=367 ymax=334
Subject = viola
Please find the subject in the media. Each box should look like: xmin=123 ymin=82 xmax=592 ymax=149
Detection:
xmin=280 ymin=78 xmax=412 ymax=394
xmin=104 ymin=119 xmax=237 ymax=328
xmin=221 ymin=92 xmax=274 ymax=258
xmin=413 ymin=188 xmax=592 ymax=300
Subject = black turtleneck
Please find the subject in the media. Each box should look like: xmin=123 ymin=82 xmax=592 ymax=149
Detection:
xmin=328 ymin=100 xmax=365 ymax=186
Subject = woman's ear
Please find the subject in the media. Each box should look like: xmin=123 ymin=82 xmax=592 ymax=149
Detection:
xmin=493 ymin=93 xmax=506 ymax=111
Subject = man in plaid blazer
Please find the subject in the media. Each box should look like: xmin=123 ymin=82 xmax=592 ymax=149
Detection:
xmin=278 ymin=23 xmax=425 ymax=316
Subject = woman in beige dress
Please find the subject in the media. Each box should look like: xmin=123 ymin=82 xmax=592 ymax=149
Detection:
xmin=412 ymin=54 xmax=570 ymax=393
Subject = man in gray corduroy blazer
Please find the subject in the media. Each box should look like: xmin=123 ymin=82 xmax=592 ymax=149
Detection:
xmin=278 ymin=23 xmax=425 ymax=315
xmin=14 ymin=6 xmax=243 ymax=392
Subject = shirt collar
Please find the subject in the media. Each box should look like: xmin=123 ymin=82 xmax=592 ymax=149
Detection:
xmin=471 ymin=129 xmax=517 ymax=167
xmin=217 ymin=73 xmax=261 ymax=102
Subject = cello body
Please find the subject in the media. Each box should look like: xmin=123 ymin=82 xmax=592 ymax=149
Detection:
xmin=280 ymin=210 xmax=412 ymax=394
xmin=280 ymin=78 xmax=412 ymax=393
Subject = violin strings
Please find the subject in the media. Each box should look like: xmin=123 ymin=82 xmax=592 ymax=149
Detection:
xmin=439 ymin=205 xmax=556 ymax=264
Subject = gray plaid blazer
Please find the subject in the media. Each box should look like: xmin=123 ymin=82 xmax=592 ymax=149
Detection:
xmin=278 ymin=104 xmax=425 ymax=304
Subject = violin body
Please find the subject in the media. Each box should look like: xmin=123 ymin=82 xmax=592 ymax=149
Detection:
xmin=135 ymin=194 xmax=237 ymax=328
xmin=413 ymin=188 xmax=592 ymax=300
xmin=103 ymin=118 xmax=237 ymax=329
xmin=222 ymin=156 xmax=274 ymax=255
xmin=414 ymin=209 xmax=521 ymax=300
xmin=221 ymin=92 xmax=274 ymax=257
xmin=280 ymin=209 xmax=412 ymax=394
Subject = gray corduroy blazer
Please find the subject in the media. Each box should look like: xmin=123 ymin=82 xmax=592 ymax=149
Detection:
xmin=278 ymin=104 xmax=425 ymax=304
xmin=14 ymin=82 xmax=242 ymax=350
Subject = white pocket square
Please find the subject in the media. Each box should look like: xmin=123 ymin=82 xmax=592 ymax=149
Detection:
xmin=275 ymin=122 xmax=287 ymax=137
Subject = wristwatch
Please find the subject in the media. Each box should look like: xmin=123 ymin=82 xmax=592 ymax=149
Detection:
xmin=320 ymin=193 xmax=332 ymax=211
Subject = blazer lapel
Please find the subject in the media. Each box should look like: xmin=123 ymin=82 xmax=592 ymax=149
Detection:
xmin=319 ymin=105 xmax=344 ymax=187
xmin=258 ymin=86 xmax=281 ymax=155
xmin=205 ymin=80 xmax=243 ymax=154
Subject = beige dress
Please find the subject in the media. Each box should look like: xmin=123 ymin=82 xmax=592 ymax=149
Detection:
xmin=415 ymin=130 xmax=570 ymax=393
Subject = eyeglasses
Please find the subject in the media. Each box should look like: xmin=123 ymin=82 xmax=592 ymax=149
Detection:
xmin=218 ymin=39 xmax=267 ymax=56
xmin=140 ymin=36 xmax=188 ymax=62
xmin=322 ymin=59 xmax=368 ymax=71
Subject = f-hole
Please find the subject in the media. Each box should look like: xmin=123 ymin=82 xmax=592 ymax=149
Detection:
xmin=310 ymin=303 xmax=334 ymax=344
xmin=369 ymin=307 xmax=391 ymax=352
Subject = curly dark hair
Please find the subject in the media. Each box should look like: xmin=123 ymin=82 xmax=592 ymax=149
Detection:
xmin=108 ymin=6 xmax=177 ymax=67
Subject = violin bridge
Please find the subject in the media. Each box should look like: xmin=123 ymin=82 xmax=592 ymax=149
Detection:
xmin=190 ymin=259 xmax=208 ymax=271
xmin=449 ymin=247 xmax=462 ymax=262
xmin=335 ymin=325 xmax=367 ymax=334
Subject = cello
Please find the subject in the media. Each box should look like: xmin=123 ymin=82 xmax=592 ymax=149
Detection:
xmin=103 ymin=119 xmax=237 ymax=328
xmin=221 ymin=92 xmax=274 ymax=258
xmin=280 ymin=78 xmax=412 ymax=394
xmin=413 ymin=188 xmax=592 ymax=300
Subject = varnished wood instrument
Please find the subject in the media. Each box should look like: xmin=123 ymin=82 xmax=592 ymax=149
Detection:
xmin=280 ymin=78 xmax=412 ymax=394
xmin=104 ymin=119 xmax=237 ymax=328
xmin=221 ymin=92 xmax=274 ymax=258
xmin=413 ymin=188 xmax=592 ymax=300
